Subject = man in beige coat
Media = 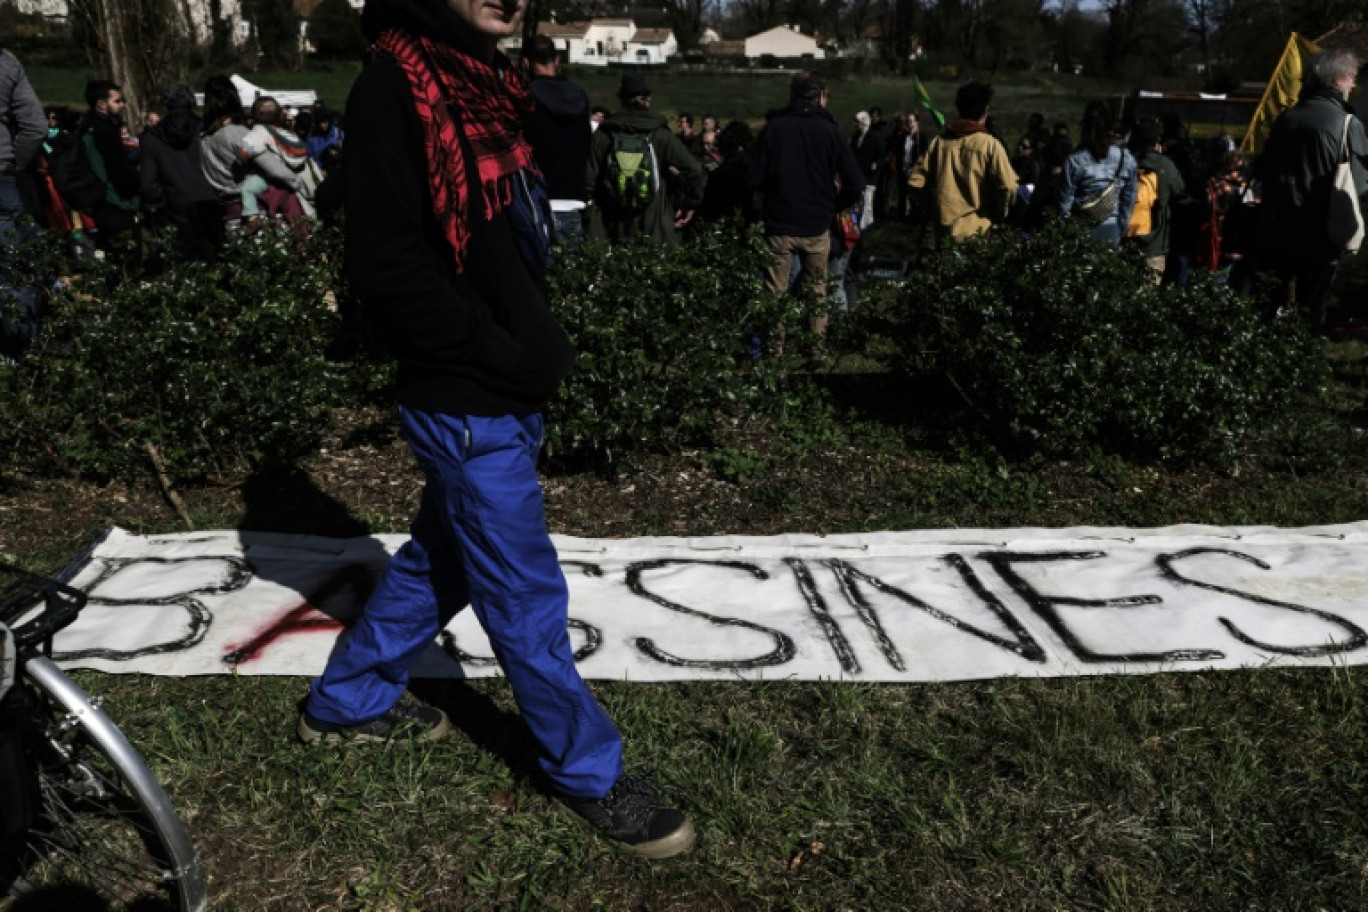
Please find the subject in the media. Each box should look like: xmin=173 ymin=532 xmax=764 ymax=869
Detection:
xmin=908 ymin=81 xmax=1017 ymax=245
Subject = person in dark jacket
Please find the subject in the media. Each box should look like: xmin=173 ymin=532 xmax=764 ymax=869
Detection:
xmin=748 ymin=70 xmax=865 ymax=329
xmin=521 ymin=34 xmax=591 ymax=245
xmin=585 ymin=72 xmax=703 ymax=246
xmin=1124 ymin=117 xmax=1184 ymax=282
xmin=698 ymin=119 xmax=759 ymax=223
xmin=850 ymin=110 xmax=883 ymax=228
xmin=0 ymin=46 xmax=46 ymax=355
xmin=139 ymin=82 xmax=223 ymax=260
xmin=297 ymin=0 xmax=695 ymax=861
xmin=675 ymin=112 xmax=703 ymax=160
xmin=78 ymin=79 xmax=141 ymax=250
xmin=1254 ymin=49 xmax=1367 ymax=322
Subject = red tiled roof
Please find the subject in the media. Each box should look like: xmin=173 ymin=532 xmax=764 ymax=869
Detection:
xmin=538 ymin=21 xmax=589 ymax=37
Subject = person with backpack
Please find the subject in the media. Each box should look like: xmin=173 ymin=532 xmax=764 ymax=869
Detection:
xmin=0 ymin=46 xmax=47 ymax=356
xmin=585 ymin=72 xmax=703 ymax=246
xmin=77 ymin=80 xmax=142 ymax=251
xmin=1125 ymin=117 xmax=1184 ymax=283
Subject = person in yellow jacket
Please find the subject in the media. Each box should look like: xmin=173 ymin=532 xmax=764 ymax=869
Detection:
xmin=907 ymin=82 xmax=1018 ymax=246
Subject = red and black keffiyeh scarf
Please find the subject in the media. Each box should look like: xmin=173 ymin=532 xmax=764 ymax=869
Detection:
xmin=373 ymin=29 xmax=535 ymax=272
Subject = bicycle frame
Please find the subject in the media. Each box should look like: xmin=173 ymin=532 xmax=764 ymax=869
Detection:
xmin=0 ymin=561 xmax=208 ymax=912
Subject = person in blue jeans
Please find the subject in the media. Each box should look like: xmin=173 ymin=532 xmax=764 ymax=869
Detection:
xmin=297 ymin=0 xmax=694 ymax=860
xmin=0 ymin=47 xmax=47 ymax=357
xmin=1058 ymin=99 xmax=1137 ymax=246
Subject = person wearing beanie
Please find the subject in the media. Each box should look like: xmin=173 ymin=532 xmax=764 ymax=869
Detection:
xmin=585 ymin=70 xmax=703 ymax=245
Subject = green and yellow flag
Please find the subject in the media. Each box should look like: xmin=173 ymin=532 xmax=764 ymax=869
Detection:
xmin=914 ymin=74 xmax=946 ymax=129
xmin=1240 ymin=32 xmax=1320 ymax=155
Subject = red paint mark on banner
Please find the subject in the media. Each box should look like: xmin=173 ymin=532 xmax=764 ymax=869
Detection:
xmin=223 ymin=603 xmax=343 ymax=666
xmin=223 ymin=565 xmax=373 ymax=666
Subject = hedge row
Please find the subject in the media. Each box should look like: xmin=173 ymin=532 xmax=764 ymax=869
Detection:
xmin=0 ymin=217 xmax=1325 ymax=487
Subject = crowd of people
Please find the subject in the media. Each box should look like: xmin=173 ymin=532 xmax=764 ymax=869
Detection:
xmin=17 ymin=72 xmax=345 ymax=269
xmin=517 ymin=45 xmax=1364 ymax=343
xmin=3 ymin=43 xmax=1358 ymax=335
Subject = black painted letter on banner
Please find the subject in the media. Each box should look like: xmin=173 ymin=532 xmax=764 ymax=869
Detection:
xmin=1157 ymin=548 xmax=1368 ymax=656
xmin=982 ymin=551 xmax=1223 ymax=664
xmin=627 ymin=560 xmax=796 ymax=669
xmin=827 ymin=555 xmax=1047 ymax=667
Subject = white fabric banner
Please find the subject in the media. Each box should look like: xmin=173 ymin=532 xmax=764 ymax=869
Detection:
xmin=45 ymin=524 xmax=1368 ymax=683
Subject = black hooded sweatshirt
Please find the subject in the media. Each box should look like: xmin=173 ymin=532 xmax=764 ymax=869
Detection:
xmin=139 ymin=108 xmax=218 ymax=214
xmin=347 ymin=0 xmax=574 ymax=416
xmin=524 ymin=75 xmax=591 ymax=203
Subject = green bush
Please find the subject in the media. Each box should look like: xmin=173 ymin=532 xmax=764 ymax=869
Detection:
xmin=544 ymin=220 xmax=798 ymax=470
xmin=878 ymin=222 xmax=1328 ymax=465
xmin=0 ymin=223 xmax=346 ymax=483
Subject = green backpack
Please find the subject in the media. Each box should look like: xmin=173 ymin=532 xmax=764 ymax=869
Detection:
xmin=604 ymin=131 xmax=659 ymax=209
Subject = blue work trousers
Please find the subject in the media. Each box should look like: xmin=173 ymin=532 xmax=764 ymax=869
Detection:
xmin=306 ymin=408 xmax=623 ymax=798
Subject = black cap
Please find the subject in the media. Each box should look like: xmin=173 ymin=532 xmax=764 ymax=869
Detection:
xmin=525 ymin=34 xmax=559 ymax=64
xmin=618 ymin=71 xmax=651 ymax=98
xmin=162 ymin=81 xmax=196 ymax=110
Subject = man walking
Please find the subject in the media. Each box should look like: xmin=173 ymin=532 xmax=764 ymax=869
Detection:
xmin=0 ymin=45 xmax=46 ymax=354
xmin=749 ymin=71 xmax=865 ymax=299
xmin=521 ymin=34 xmax=591 ymax=245
xmin=1254 ymin=49 xmax=1367 ymax=322
xmin=298 ymin=0 xmax=695 ymax=860
xmin=907 ymin=81 xmax=1017 ymax=246
xmin=586 ymin=72 xmax=703 ymax=246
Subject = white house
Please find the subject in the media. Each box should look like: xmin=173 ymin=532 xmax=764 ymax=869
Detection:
xmin=744 ymin=24 xmax=824 ymax=60
xmin=502 ymin=19 xmax=678 ymax=66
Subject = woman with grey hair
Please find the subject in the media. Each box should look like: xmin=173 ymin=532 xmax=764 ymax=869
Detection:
xmin=1253 ymin=48 xmax=1366 ymax=323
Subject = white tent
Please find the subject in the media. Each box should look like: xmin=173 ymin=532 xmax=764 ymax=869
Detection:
xmin=229 ymin=74 xmax=317 ymax=110
xmin=194 ymin=75 xmax=318 ymax=111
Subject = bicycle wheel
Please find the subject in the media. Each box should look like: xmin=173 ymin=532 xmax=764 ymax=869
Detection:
xmin=10 ymin=655 xmax=206 ymax=912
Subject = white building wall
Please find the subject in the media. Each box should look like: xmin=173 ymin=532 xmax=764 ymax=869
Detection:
xmin=745 ymin=25 xmax=823 ymax=59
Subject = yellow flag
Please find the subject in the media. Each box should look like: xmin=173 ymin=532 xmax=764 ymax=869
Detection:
xmin=1240 ymin=32 xmax=1320 ymax=155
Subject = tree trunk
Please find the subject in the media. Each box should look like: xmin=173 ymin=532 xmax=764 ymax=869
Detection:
xmin=90 ymin=0 xmax=192 ymax=126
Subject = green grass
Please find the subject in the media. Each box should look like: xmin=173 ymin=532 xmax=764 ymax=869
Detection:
xmin=25 ymin=63 xmax=1142 ymax=145
xmin=52 ymin=667 xmax=1368 ymax=910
